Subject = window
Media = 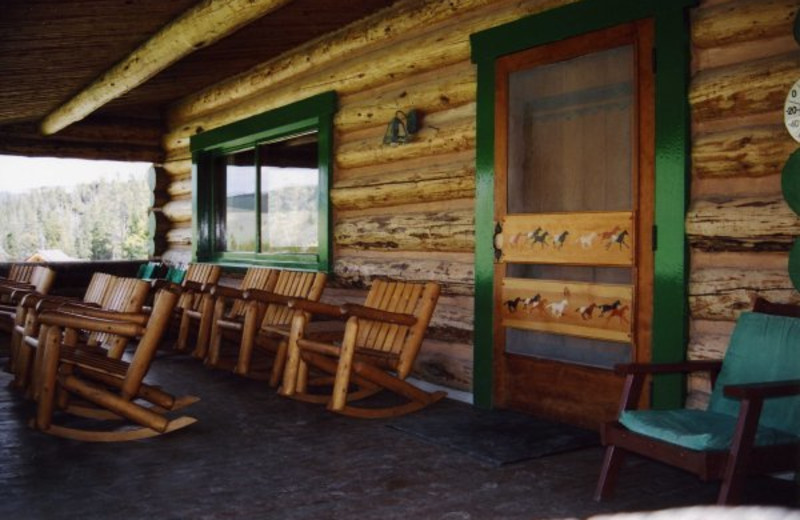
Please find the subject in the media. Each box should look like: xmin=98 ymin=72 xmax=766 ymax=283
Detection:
xmin=191 ymin=91 xmax=336 ymax=271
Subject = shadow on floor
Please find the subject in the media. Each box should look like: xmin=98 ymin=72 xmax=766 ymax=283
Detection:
xmin=1 ymin=352 xmax=796 ymax=519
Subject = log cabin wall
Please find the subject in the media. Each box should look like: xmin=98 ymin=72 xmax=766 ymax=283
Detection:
xmin=687 ymin=0 xmax=800 ymax=407
xmin=157 ymin=0 xmax=800 ymax=396
xmin=158 ymin=0 xmax=581 ymax=393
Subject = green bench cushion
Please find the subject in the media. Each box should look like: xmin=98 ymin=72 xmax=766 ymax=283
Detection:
xmin=620 ymin=312 xmax=800 ymax=452
xmin=619 ymin=409 xmax=799 ymax=451
xmin=708 ymin=312 xmax=800 ymax=435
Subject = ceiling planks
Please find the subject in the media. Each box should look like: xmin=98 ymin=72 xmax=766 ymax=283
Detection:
xmin=0 ymin=0 xmax=395 ymax=159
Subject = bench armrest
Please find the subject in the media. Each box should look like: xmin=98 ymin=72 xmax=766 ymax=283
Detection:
xmin=724 ymin=379 xmax=800 ymax=400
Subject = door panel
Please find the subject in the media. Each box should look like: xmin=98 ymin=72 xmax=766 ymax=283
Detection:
xmin=493 ymin=21 xmax=654 ymax=429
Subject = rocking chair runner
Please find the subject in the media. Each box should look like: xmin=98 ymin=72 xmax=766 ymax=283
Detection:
xmin=176 ymin=266 xmax=277 ymax=359
xmin=208 ymin=269 xmax=327 ymax=387
xmin=280 ymin=279 xmax=445 ymax=418
xmin=32 ymin=289 xmax=197 ymax=442
xmin=595 ymin=299 xmax=800 ymax=505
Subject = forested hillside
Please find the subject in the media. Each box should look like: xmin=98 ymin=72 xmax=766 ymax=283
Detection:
xmin=0 ymin=175 xmax=150 ymax=261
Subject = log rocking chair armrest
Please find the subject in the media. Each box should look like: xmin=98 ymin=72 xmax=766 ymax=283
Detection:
xmin=287 ymin=298 xmax=347 ymax=319
xmin=723 ymin=379 xmax=800 ymax=400
xmin=340 ymin=303 xmax=418 ymax=326
xmin=42 ymin=300 xmax=100 ymax=313
xmin=50 ymin=307 xmax=150 ymax=327
xmin=181 ymin=280 xmax=205 ymax=292
xmin=243 ymin=288 xmax=292 ymax=306
xmin=37 ymin=311 xmax=145 ymax=338
xmin=21 ymin=292 xmax=58 ymax=309
xmin=210 ymin=285 xmax=246 ymax=300
xmin=149 ymin=278 xmax=178 ymax=292
xmin=0 ymin=280 xmax=35 ymax=293
xmin=9 ymin=287 xmax=36 ymax=304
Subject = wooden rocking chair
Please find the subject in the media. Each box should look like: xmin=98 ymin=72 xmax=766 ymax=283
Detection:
xmin=0 ymin=263 xmax=36 ymax=291
xmin=176 ymin=266 xmax=276 ymax=359
xmin=169 ymin=263 xmax=221 ymax=340
xmin=208 ymin=269 xmax=327 ymax=387
xmin=595 ymin=298 xmax=800 ymax=505
xmin=0 ymin=265 xmax=57 ymax=333
xmin=280 ymin=279 xmax=445 ymax=418
xmin=8 ymin=272 xmax=116 ymax=389
xmin=32 ymin=288 xmax=197 ymax=442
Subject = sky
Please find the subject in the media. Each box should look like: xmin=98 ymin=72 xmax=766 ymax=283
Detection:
xmin=0 ymin=155 xmax=152 ymax=194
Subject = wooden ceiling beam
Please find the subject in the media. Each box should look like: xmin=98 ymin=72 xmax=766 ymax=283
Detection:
xmin=39 ymin=0 xmax=294 ymax=136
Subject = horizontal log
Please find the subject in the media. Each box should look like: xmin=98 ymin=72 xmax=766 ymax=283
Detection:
xmin=0 ymin=137 xmax=162 ymax=163
xmin=686 ymin=195 xmax=800 ymax=251
xmin=167 ymin=178 xmax=193 ymax=198
xmin=685 ymin=386 xmax=711 ymax=411
xmin=690 ymin=250 xmax=789 ymax=271
xmin=163 ymin=159 xmax=192 ymax=178
xmin=692 ymin=174 xmax=782 ymax=199
xmin=0 ymin=117 xmax=162 ymax=146
xmin=337 ymin=115 xmax=475 ymax=171
xmin=41 ymin=0 xmax=294 ymax=135
xmin=161 ymin=247 xmax=192 ymax=266
xmin=692 ymin=0 xmax=799 ymax=49
xmin=162 ymin=199 xmax=192 ymax=223
xmin=332 ymin=254 xmax=474 ymax=295
xmin=336 ymin=149 xmax=474 ymax=186
xmin=164 ymin=0 xmax=573 ymax=150
xmin=413 ymin=339 xmax=472 ymax=391
xmin=692 ymin=34 xmax=798 ymax=73
xmin=166 ymin=225 xmax=192 ymax=247
xmin=334 ymin=209 xmax=474 ymax=252
xmin=331 ymin=175 xmax=475 ymax=211
xmin=164 ymin=30 xmax=473 ymax=152
xmin=167 ymin=0 xmax=569 ymax=125
xmin=689 ymin=267 xmax=800 ymax=321
xmin=688 ymin=331 xmax=731 ymax=361
xmin=335 ymin=62 xmax=476 ymax=132
xmin=689 ymin=52 xmax=800 ymax=123
xmin=692 ymin=125 xmax=797 ymax=179
xmin=691 ymin=318 xmax=737 ymax=337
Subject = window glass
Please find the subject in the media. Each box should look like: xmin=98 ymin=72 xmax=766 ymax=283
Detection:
xmin=259 ymin=132 xmax=319 ymax=255
xmin=223 ymin=149 xmax=256 ymax=252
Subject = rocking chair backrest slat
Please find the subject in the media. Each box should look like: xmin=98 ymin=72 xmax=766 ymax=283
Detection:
xmin=8 ymin=264 xmax=34 ymax=283
xmin=29 ymin=266 xmax=56 ymax=294
xmin=708 ymin=312 xmax=800 ymax=435
xmin=356 ymin=280 xmax=440 ymax=378
xmin=260 ymin=270 xmax=327 ymax=328
xmin=179 ymin=263 xmax=222 ymax=311
xmin=359 ymin=281 xmax=418 ymax=351
xmin=228 ymin=267 xmax=277 ymax=319
xmin=83 ymin=273 xmax=116 ymax=305
xmin=89 ymin=277 xmax=150 ymax=354
xmin=121 ymin=289 xmax=179 ymax=400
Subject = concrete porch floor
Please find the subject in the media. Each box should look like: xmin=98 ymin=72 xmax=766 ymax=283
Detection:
xmin=0 ymin=352 xmax=796 ymax=520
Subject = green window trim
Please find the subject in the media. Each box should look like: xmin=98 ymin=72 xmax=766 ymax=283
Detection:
xmin=190 ymin=91 xmax=337 ymax=272
xmin=470 ymin=0 xmax=695 ymax=409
